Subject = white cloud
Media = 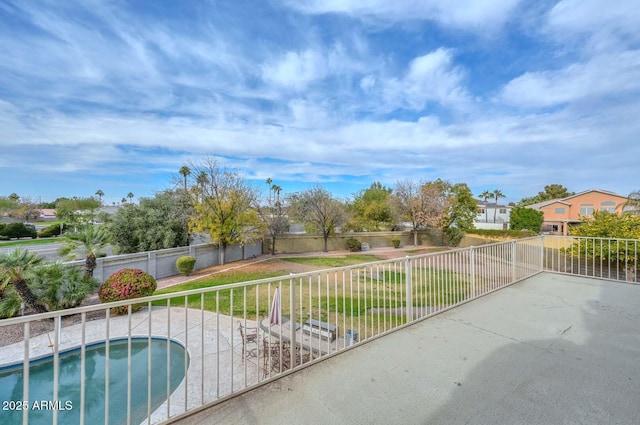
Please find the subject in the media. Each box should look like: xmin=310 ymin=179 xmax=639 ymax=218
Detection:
xmin=261 ymin=50 xmax=328 ymax=91
xmin=378 ymin=48 xmax=469 ymax=111
xmin=499 ymin=50 xmax=640 ymax=108
xmin=546 ymin=0 xmax=640 ymax=46
xmin=282 ymin=0 xmax=523 ymax=31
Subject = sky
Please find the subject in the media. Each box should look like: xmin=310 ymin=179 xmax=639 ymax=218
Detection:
xmin=1 ymin=0 xmax=639 ymax=206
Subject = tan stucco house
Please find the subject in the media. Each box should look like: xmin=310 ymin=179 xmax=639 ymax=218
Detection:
xmin=529 ymin=189 xmax=629 ymax=235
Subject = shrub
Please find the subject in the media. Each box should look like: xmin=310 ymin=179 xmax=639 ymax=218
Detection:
xmin=98 ymin=268 xmax=157 ymax=315
xmin=346 ymin=237 xmax=361 ymax=252
xmin=37 ymin=223 xmax=66 ymax=238
xmin=176 ymin=256 xmax=196 ymax=276
xmin=444 ymin=227 xmax=465 ymax=247
xmin=392 ymin=238 xmax=401 ymax=248
xmin=510 ymin=207 xmax=544 ymax=233
xmin=0 ymin=223 xmax=37 ymax=239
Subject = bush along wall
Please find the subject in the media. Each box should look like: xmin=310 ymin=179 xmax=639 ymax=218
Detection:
xmin=98 ymin=268 xmax=157 ymax=315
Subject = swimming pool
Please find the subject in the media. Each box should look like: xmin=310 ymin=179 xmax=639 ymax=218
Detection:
xmin=0 ymin=337 xmax=189 ymax=425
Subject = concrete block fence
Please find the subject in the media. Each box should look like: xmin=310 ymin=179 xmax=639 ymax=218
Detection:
xmin=66 ymin=241 xmax=262 ymax=283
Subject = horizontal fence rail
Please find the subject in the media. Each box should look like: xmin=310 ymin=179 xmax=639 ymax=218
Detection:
xmin=2 ymin=236 xmax=637 ymax=424
xmin=543 ymin=236 xmax=640 ymax=283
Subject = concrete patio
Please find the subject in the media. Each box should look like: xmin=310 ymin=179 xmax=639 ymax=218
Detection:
xmin=176 ymin=273 xmax=640 ymax=425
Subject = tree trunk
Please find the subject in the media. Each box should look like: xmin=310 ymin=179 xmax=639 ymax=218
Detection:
xmin=323 ymin=232 xmax=329 ymax=252
xmin=85 ymin=252 xmax=96 ymax=277
xmin=219 ymin=242 xmax=226 ymax=265
xmin=13 ymin=278 xmax=48 ymax=314
xmin=413 ymin=230 xmax=418 ymax=246
xmin=271 ymin=237 xmax=276 ymax=255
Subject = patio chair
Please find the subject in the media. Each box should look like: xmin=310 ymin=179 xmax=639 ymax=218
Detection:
xmin=238 ymin=321 xmax=259 ymax=360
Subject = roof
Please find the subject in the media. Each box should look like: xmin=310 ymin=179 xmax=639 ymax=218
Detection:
xmin=527 ymin=189 xmax=627 ymax=210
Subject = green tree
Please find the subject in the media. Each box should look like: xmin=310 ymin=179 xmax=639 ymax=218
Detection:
xmin=289 ymin=186 xmax=345 ymax=252
xmin=0 ymin=248 xmax=48 ymax=314
xmin=570 ymin=211 xmax=640 ymax=239
xmin=449 ymin=183 xmax=477 ymax=232
xmin=59 ymin=226 xmax=110 ymax=277
xmin=0 ymin=196 xmax=20 ymax=215
xmin=188 ymin=157 xmax=260 ymax=264
xmin=127 ymin=192 xmax=135 ymax=203
xmin=55 ymin=197 xmax=101 ymax=226
xmin=510 ymin=207 xmax=544 ymax=232
xmin=105 ymin=191 xmax=192 ymax=254
xmin=519 ymin=184 xmax=574 ymax=206
xmin=567 ymin=211 xmax=640 ymax=279
xmin=347 ymin=182 xmax=393 ymax=231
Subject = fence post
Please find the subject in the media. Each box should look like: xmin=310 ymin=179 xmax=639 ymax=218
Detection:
xmin=511 ymin=240 xmax=517 ymax=283
xmin=469 ymin=247 xmax=475 ymax=298
xmin=405 ymin=256 xmax=413 ymax=323
xmin=540 ymin=235 xmax=545 ymax=272
xmin=289 ymin=274 xmax=297 ymax=368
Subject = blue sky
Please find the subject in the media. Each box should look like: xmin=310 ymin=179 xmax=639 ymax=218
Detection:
xmin=1 ymin=0 xmax=639 ymax=206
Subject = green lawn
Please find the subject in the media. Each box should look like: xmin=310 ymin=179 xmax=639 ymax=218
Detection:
xmin=151 ymin=261 xmax=469 ymax=341
xmin=281 ymin=254 xmax=382 ymax=268
xmin=152 ymin=270 xmax=289 ymax=316
xmin=0 ymin=238 xmax=66 ymax=247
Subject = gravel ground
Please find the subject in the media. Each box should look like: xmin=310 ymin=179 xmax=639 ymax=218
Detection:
xmin=0 ymin=246 xmax=437 ymax=348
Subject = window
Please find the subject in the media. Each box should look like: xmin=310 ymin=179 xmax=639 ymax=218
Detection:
xmin=499 ymin=208 xmax=507 ymax=214
xmin=600 ymin=201 xmax=616 ymax=213
xmin=555 ymin=207 xmax=566 ymax=214
xmin=579 ymin=204 xmax=594 ymax=216
xmin=478 ymin=208 xmax=485 ymax=214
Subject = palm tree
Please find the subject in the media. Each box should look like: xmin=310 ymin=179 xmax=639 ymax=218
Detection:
xmin=196 ymin=171 xmax=208 ymax=201
xmin=121 ymin=197 xmax=127 ymax=205
xmin=266 ymin=178 xmax=273 ymax=203
xmin=8 ymin=193 xmax=19 ymax=203
xmin=95 ymin=190 xmax=104 ymax=205
xmin=623 ymin=190 xmax=640 ymax=215
xmin=0 ymin=248 xmax=48 ymax=314
xmin=272 ymin=184 xmax=282 ymax=206
xmin=179 ymin=166 xmax=191 ymax=192
xmin=479 ymin=190 xmax=491 ymax=223
xmin=127 ymin=192 xmax=134 ymax=204
xmin=492 ymin=189 xmax=505 ymax=223
xmin=58 ymin=226 xmax=110 ymax=277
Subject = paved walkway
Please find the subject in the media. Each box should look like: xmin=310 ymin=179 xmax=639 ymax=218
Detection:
xmin=176 ymin=273 xmax=640 ymax=425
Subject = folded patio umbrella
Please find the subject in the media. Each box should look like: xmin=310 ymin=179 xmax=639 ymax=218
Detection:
xmin=268 ymin=288 xmax=282 ymax=325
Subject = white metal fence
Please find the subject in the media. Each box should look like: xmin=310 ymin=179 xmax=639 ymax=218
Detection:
xmin=0 ymin=236 xmax=637 ymax=424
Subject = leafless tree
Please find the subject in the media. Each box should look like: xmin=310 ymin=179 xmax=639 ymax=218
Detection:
xmin=391 ymin=179 xmax=428 ymax=245
xmin=257 ymin=179 xmax=289 ymax=255
xmin=289 ymin=186 xmax=345 ymax=252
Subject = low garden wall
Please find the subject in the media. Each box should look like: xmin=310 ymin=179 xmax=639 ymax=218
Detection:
xmin=66 ymin=241 xmax=262 ymax=282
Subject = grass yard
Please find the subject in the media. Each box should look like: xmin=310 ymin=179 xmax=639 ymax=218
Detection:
xmin=152 ymin=258 xmax=471 ymax=339
xmin=281 ymin=254 xmax=383 ymax=268
xmin=0 ymin=238 xmax=66 ymax=247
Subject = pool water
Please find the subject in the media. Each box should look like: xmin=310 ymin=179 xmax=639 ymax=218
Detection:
xmin=0 ymin=338 xmax=189 ymax=425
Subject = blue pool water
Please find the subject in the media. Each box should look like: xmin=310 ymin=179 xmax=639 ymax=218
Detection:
xmin=0 ymin=338 xmax=189 ymax=425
